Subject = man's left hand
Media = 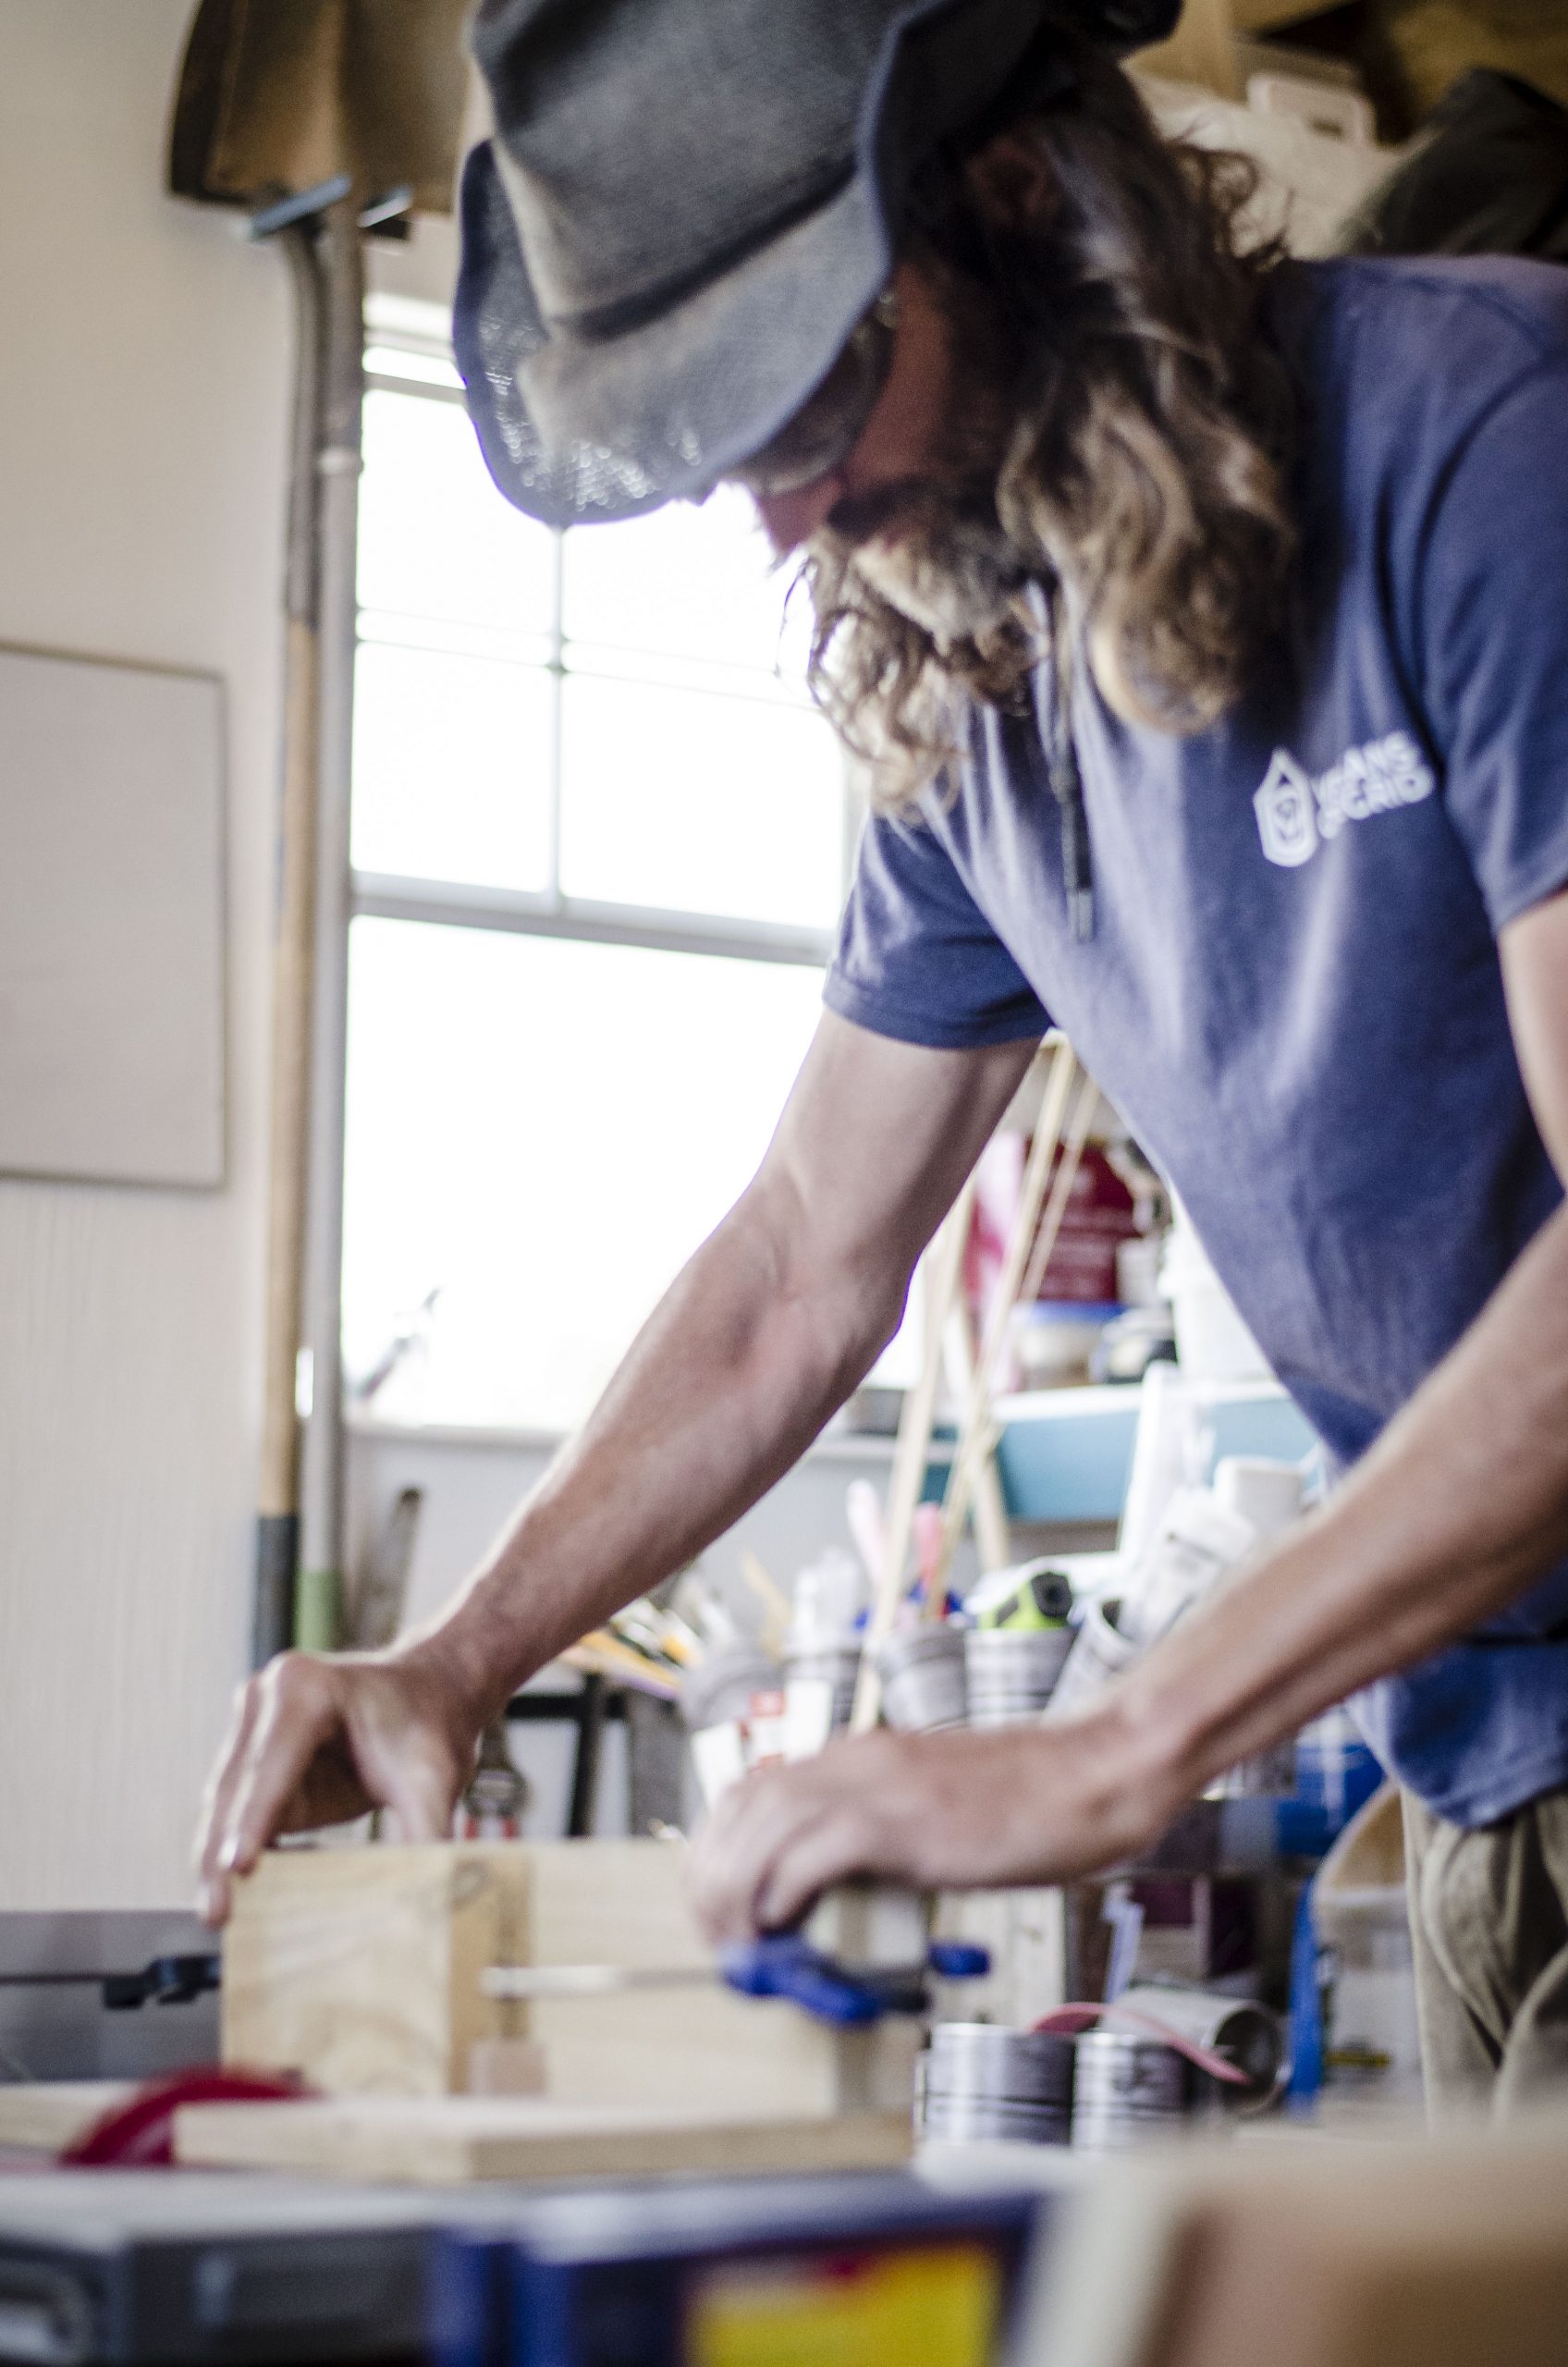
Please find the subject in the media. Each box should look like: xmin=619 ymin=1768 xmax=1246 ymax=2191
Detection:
xmin=686 ymin=1714 xmax=1170 ymax=1943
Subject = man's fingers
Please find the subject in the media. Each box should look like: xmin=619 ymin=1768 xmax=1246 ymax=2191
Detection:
xmin=193 ymin=1680 xmax=263 ymax=1923
xmin=195 ymin=1678 xmax=260 ymax=1870
xmin=218 ymin=1658 xmax=339 ymax=1881
xmin=688 ymin=1788 xmax=787 ymax=1942
xmin=690 ymin=1768 xmax=837 ymax=1943
xmin=754 ymin=1810 xmax=875 ymax=1933
xmin=380 ymin=1741 xmax=460 ymax=1843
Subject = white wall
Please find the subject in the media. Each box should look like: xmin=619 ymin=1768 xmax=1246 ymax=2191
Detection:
xmin=0 ymin=1 xmax=289 ymax=1906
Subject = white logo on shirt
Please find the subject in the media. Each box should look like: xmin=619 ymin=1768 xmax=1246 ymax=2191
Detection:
xmin=1253 ymin=751 xmax=1318 ymax=867
xmin=1254 ymin=731 xmax=1436 ymax=868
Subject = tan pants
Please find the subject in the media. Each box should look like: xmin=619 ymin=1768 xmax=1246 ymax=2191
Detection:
xmin=1403 ymin=1785 xmax=1568 ymax=2119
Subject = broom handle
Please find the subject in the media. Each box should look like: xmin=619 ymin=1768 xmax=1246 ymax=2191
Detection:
xmin=925 ymin=1043 xmax=1085 ymax=1607
xmin=850 ymin=1171 xmax=978 ymax=1733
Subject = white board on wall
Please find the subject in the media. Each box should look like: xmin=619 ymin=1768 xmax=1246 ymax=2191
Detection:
xmin=0 ymin=644 xmax=227 ymax=1188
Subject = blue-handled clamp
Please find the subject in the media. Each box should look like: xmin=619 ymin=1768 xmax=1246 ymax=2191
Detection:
xmin=718 ymin=1934 xmax=990 ymax=2025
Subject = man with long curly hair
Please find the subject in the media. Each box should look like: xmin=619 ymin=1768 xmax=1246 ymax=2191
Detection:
xmin=197 ymin=0 xmax=1568 ymax=2115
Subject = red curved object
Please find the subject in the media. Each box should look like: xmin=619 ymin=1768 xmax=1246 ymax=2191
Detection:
xmin=1032 ymin=2001 xmax=1252 ymax=2086
xmin=62 ymin=2068 xmax=307 ymax=2167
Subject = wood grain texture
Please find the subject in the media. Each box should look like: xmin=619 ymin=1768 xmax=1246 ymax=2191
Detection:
xmin=222 ymin=1841 xmax=922 ymax=2121
xmin=173 ymin=2095 xmax=914 ymax=2184
xmin=0 ymin=2081 xmax=134 ymax=2152
xmin=222 ymin=1844 xmax=533 ymax=2095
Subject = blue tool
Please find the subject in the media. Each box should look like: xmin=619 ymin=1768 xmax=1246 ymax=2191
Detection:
xmin=719 ymin=1933 xmax=989 ymax=2024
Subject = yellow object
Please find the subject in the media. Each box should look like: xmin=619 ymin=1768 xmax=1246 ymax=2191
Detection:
xmin=690 ymin=2241 xmax=1001 ymax=2367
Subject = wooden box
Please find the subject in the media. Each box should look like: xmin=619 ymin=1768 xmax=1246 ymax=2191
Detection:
xmin=222 ymin=1840 xmax=918 ymax=2122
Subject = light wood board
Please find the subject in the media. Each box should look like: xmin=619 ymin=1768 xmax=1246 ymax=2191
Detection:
xmin=222 ymin=1840 xmax=919 ymax=2121
xmin=222 ymin=1841 xmax=531 ymax=2097
xmin=0 ymin=2080 xmax=133 ymax=2152
xmin=174 ymin=2095 xmax=914 ymax=2184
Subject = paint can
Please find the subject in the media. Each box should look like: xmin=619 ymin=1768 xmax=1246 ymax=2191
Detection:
xmin=781 ymin=1643 xmax=861 ymax=1732
xmin=963 ymin=1627 xmax=1074 ymax=1727
xmin=679 ymin=1645 xmax=779 ymax=1734
xmin=920 ymin=2022 xmax=1074 ymax=2146
xmin=876 ymin=1626 xmax=969 ymax=1732
xmin=1070 ymin=2030 xmax=1204 ymax=2152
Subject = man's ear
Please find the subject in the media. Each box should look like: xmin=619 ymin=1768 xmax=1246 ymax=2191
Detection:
xmin=965 ymin=130 xmax=1060 ymax=233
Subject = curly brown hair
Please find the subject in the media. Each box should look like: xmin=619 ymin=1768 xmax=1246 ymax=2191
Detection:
xmin=797 ymin=32 xmax=1297 ymax=809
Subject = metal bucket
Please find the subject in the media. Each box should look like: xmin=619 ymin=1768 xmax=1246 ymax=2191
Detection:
xmin=962 ymin=1627 xmax=1074 ymax=1728
xmin=877 ymin=1626 xmax=968 ymax=1733
xmin=920 ymin=2022 xmax=1074 ymax=2146
xmin=679 ymin=1644 xmax=779 ymax=1734
xmin=781 ymin=1644 xmax=861 ymax=1733
xmin=1070 ymin=2030 xmax=1201 ymax=2152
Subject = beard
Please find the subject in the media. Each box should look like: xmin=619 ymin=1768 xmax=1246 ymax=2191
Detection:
xmin=813 ymin=475 xmax=1030 ymax=651
xmin=802 ymin=264 xmax=1036 ymax=653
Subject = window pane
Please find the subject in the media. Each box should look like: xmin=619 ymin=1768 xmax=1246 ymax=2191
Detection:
xmin=358 ymin=388 xmax=557 ymax=635
xmin=342 ymin=918 xmax=825 ymax=1432
xmin=561 ymin=485 xmax=809 ymax=682
xmin=558 ymin=675 xmax=843 ymax=928
xmin=350 ymin=643 xmax=554 ymax=891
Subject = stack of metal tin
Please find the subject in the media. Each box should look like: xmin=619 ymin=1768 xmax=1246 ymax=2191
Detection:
xmin=962 ymin=1627 xmax=1075 ymax=1727
xmin=1069 ymin=2030 xmax=1214 ymax=2152
xmin=919 ymin=2022 xmax=1075 ymax=2146
xmin=921 ymin=1992 xmax=1286 ymax=2154
xmin=780 ymin=1641 xmax=861 ymax=1733
xmin=876 ymin=1626 xmax=968 ymax=1732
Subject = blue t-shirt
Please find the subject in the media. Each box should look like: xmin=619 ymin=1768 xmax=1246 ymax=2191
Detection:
xmin=825 ymin=254 xmax=1568 ymax=1828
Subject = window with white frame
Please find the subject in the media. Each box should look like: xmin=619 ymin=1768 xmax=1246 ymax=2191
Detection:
xmin=341 ymin=307 xmax=853 ymax=1434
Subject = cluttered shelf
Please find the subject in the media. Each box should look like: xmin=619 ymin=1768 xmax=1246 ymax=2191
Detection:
xmin=351 ymin=1380 xmax=1313 ymax=1528
xmin=994 ymin=1378 xmax=1317 ymax=1524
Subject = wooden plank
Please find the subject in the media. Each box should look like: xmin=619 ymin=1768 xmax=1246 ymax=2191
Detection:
xmin=174 ymin=2096 xmax=914 ymax=2184
xmin=851 ymin=1175 xmax=979 ymax=1733
xmin=928 ymin=1044 xmax=1079 ymax=1603
xmin=528 ymin=1840 xmax=707 ymax=1971
xmin=531 ymin=1991 xmax=920 ymax=2120
xmin=0 ymin=2080 xmax=134 ymax=2153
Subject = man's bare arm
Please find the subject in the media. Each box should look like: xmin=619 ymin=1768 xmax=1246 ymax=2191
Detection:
xmin=194 ymin=1013 xmax=1036 ymax=1919
xmin=690 ymin=889 xmax=1568 ymax=1936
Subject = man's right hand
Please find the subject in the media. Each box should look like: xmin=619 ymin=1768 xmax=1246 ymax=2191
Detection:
xmin=193 ymin=1645 xmax=482 ymax=1925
